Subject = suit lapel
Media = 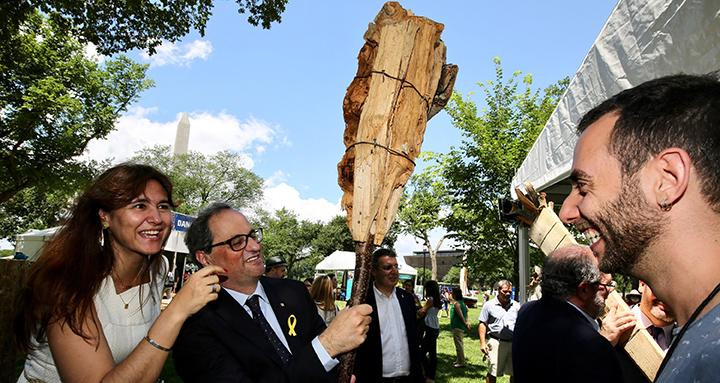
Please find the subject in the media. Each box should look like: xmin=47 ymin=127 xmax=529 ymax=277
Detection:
xmin=213 ymin=287 xmax=285 ymax=366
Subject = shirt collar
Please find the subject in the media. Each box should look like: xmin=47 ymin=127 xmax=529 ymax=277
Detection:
xmin=224 ymin=281 xmax=268 ymax=306
xmin=566 ymin=300 xmax=600 ymax=331
xmin=373 ymin=283 xmax=396 ymax=300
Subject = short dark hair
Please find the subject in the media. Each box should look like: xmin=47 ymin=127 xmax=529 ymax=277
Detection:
xmin=541 ymin=246 xmax=600 ymax=301
xmin=372 ymin=247 xmax=397 ymax=269
xmin=496 ymin=280 xmax=512 ymax=291
xmin=578 ymin=73 xmax=720 ymax=211
xmin=185 ymin=202 xmax=233 ymax=263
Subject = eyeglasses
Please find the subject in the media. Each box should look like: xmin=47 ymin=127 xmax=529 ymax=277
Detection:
xmin=379 ymin=263 xmax=402 ymax=271
xmin=596 ymin=280 xmax=617 ymax=290
xmin=207 ymin=228 xmax=263 ymax=252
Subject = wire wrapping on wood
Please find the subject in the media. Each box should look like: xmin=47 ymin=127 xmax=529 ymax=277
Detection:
xmin=344 ymin=140 xmax=416 ymax=166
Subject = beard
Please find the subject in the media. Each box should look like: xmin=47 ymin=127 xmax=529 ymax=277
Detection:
xmin=592 ymin=175 xmax=667 ymax=274
xmin=589 ymin=290 xmax=607 ymax=319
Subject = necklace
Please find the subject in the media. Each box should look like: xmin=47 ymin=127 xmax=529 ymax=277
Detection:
xmin=113 ymin=262 xmax=147 ymax=310
xmin=118 ymin=287 xmax=140 ymax=310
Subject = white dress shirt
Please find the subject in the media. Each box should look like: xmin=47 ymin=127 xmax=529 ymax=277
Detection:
xmin=225 ymin=282 xmax=338 ymax=371
xmin=373 ymin=284 xmax=411 ymax=377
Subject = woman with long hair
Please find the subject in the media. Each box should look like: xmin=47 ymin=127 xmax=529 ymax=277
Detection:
xmin=449 ymin=286 xmax=470 ymax=368
xmin=418 ymin=280 xmax=441 ymax=383
xmin=16 ymin=163 xmax=224 ymax=382
xmin=310 ymin=275 xmax=339 ymax=326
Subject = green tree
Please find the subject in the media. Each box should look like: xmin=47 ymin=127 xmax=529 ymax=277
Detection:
xmin=1 ymin=0 xmax=287 ymax=55
xmin=397 ymin=159 xmax=452 ymax=280
xmin=438 ymin=58 xmax=568 ymax=286
xmin=415 ymin=267 xmax=432 ymax=284
xmin=442 ymin=265 xmax=461 ymax=284
xmin=309 ymin=215 xmax=355 ymax=259
xmin=0 ymin=160 xmax=111 ymax=240
xmin=256 ymin=208 xmax=321 ymax=279
xmin=130 ymin=145 xmax=263 ymax=215
xmin=0 ymin=11 xmax=153 ymax=205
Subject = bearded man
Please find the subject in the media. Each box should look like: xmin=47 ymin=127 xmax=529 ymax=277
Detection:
xmin=559 ymin=74 xmax=720 ymax=382
xmin=513 ymin=245 xmax=623 ymax=382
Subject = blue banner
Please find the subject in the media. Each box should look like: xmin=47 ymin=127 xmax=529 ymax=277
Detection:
xmin=173 ymin=212 xmax=195 ymax=232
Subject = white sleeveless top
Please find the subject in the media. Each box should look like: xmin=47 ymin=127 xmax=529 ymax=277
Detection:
xmin=19 ymin=263 xmax=165 ymax=383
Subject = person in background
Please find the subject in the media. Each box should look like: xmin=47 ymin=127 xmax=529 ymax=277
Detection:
xmin=441 ymin=289 xmax=450 ymax=318
xmin=304 ymin=277 xmax=314 ymax=291
xmin=265 ymin=256 xmax=288 ymax=279
xmin=15 ymin=164 xmax=223 ymax=383
xmin=513 ymin=245 xmax=623 ymax=382
xmin=418 ymin=280 xmax=441 ymax=383
xmin=478 ymin=280 xmax=520 ymax=383
xmin=353 ymin=248 xmax=423 ymax=382
xmin=404 ymin=280 xmax=422 ymax=310
xmin=311 ymin=275 xmax=340 ymax=326
xmin=635 ymin=281 xmax=675 ymax=351
xmin=449 ymin=287 xmax=470 ymax=368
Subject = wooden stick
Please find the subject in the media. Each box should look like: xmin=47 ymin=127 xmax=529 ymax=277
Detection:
xmin=338 ymin=240 xmax=376 ymax=382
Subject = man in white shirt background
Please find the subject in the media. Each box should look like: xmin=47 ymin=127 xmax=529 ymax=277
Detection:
xmin=354 ymin=248 xmax=423 ymax=382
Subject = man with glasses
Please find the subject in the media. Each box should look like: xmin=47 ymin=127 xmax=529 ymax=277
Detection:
xmin=354 ymin=248 xmax=423 ymax=382
xmin=173 ymin=202 xmax=373 ymax=382
xmin=513 ymin=245 xmax=623 ymax=382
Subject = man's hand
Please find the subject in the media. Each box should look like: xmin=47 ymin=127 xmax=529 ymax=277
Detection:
xmin=318 ymin=304 xmax=373 ymax=358
xmin=480 ymin=342 xmax=490 ymax=356
xmin=600 ymin=305 xmax=636 ymax=346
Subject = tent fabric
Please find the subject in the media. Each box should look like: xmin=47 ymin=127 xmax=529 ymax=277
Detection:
xmin=315 ymin=250 xmax=418 ymax=276
xmin=512 ymin=0 xmax=720 ymax=194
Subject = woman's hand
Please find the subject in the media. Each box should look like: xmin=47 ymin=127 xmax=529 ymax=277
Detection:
xmin=169 ymin=265 xmax=226 ymax=317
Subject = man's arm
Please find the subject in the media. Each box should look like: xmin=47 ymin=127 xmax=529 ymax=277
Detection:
xmin=478 ymin=322 xmax=489 ymax=356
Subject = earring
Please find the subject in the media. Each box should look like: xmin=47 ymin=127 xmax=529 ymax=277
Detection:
xmin=659 ymin=200 xmax=673 ymax=212
xmin=100 ymin=221 xmax=109 ymax=247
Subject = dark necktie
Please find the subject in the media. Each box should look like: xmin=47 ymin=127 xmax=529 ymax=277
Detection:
xmin=246 ymin=294 xmax=291 ymax=366
xmin=647 ymin=325 xmax=667 ymax=349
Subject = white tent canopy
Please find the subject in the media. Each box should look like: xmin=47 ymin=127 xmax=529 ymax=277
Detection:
xmin=512 ymin=0 xmax=720 ymax=195
xmin=315 ymin=250 xmax=418 ymax=276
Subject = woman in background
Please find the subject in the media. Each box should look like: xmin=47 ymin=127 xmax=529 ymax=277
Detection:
xmin=449 ymin=286 xmax=471 ymax=368
xmin=419 ymin=280 xmax=441 ymax=383
xmin=16 ymin=164 xmax=224 ymax=383
xmin=310 ymin=275 xmax=339 ymax=326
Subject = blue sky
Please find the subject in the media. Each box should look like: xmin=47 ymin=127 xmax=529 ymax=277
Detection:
xmin=82 ymin=1 xmax=618 ymax=255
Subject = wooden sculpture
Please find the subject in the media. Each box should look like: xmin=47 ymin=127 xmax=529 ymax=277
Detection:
xmin=336 ymin=2 xmax=457 ymax=380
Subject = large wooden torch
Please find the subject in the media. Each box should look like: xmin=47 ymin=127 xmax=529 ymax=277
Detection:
xmin=336 ymin=2 xmax=457 ymax=381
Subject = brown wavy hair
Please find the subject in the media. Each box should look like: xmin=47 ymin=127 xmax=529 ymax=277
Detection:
xmin=310 ymin=275 xmax=335 ymax=311
xmin=15 ymin=163 xmax=175 ymax=352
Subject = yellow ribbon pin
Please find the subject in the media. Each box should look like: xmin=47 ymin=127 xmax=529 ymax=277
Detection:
xmin=287 ymin=315 xmax=297 ymax=336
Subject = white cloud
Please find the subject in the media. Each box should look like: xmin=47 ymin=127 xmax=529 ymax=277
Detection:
xmin=141 ymin=39 xmax=213 ymax=67
xmin=262 ymin=182 xmax=342 ymax=223
xmin=83 ymin=107 xmax=284 ymax=167
xmin=83 ymin=42 xmax=105 ymax=63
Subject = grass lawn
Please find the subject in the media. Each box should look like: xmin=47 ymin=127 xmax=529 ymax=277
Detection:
xmin=159 ymin=301 xmax=512 ymax=383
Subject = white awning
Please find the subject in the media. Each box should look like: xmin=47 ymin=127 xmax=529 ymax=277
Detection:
xmin=315 ymin=250 xmax=418 ymax=276
xmin=512 ymin=0 xmax=720 ymax=195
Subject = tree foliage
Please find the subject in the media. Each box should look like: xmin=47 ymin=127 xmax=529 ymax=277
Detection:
xmin=0 ymin=0 xmax=288 ymax=55
xmin=255 ymin=208 xmax=321 ymax=279
xmin=438 ymin=58 xmax=568 ymax=286
xmin=0 ymin=11 xmax=153 ymax=206
xmin=130 ymin=145 xmax=263 ymax=215
xmin=397 ymin=160 xmax=452 ymax=280
xmin=0 ymin=159 xmax=110 ymax=240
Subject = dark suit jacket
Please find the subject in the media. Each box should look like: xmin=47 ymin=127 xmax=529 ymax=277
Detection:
xmin=512 ymin=296 xmax=624 ymax=383
xmin=353 ymin=285 xmax=423 ymax=382
xmin=174 ymin=277 xmax=333 ymax=382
